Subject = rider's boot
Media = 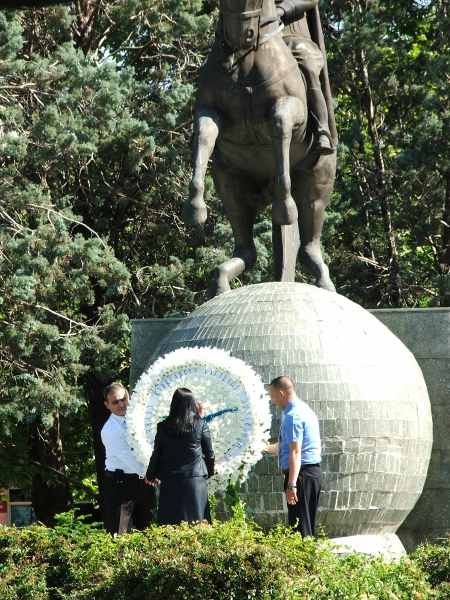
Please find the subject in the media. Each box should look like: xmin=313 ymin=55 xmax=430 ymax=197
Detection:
xmin=314 ymin=131 xmax=334 ymax=155
xmin=307 ymin=88 xmax=335 ymax=155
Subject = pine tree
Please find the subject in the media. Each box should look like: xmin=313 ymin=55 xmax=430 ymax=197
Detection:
xmin=322 ymin=0 xmax=450 ymax=307
xmin=0 ymin=7 xmax=133 ymax=523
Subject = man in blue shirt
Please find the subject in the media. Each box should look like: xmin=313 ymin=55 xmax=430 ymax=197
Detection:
xmin=266 ymin=376 xmax=323 ymax=537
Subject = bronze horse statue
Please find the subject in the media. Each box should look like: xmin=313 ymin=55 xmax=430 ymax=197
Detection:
xmin=181 ymin=0 xmax=337 ymax=297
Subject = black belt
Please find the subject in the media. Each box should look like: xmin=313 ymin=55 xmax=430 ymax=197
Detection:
xmin=105 ymin=470 xmax=142 ymax=480
xmin=283 ymin=463 xmax=320 ymax=474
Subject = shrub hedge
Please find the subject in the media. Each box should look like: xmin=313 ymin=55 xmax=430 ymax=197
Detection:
xmin=0 ymin=511 xmax=449 ymax=599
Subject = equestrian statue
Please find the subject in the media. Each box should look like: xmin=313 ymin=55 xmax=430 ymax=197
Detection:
xmin=181 ymin=0 xmax=338 ymax=297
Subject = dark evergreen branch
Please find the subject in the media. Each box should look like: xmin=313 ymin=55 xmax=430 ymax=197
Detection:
xmin=0 ymin=440 xmax=99 ymax=501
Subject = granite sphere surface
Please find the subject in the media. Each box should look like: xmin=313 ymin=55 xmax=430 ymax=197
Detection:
xmin=151 ymin=282 xmax=433 ymax=536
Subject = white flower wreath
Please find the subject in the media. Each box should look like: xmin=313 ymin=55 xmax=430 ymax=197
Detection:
xmin=126 ymin=346 xmax=272 ymax=493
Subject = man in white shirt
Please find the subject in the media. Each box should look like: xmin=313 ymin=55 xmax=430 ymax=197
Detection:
xmin=101 ymin=382 xmax=156 ymax=534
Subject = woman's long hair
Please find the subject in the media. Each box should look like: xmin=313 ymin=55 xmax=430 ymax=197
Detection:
xmin=165 ymin=388 xmax=200 ymax=437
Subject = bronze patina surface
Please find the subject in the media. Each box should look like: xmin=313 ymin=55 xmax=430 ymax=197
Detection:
xmin=181 ymin=0 xmax=337 ymax=297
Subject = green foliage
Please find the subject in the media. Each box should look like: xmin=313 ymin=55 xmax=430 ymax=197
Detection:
xmin=0 ymin=196 xmax=131 ymax=496
xmin=0 ymin=7 xmax=137 ymax=505
xmin=0 ymin=518 xmax=444 ymax=599
xmin=322 ymin=0 xmax=450 ymax=307
xmin=412 ymin=537 xmax=450 ymax=595
xmin=53 ymin=509 xmax=103 ymax=541
xmin=223 ymin=481 xmax=247 ymax=523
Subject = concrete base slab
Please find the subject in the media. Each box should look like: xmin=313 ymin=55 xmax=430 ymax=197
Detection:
xmin=330 ymin=534 xmax=406 ymax=560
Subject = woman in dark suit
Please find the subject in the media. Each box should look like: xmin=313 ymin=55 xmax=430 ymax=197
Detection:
xmin=145 ymin=388 xmax=215 ymax=525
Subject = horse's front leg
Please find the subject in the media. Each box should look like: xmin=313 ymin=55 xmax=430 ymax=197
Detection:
xmin=180 ymin=106 xmax=224 ymax=225
xmin=269 ymin=97 xmax=306 ymax=226
xmin=208 ymin=163 xmax=260 ymax=298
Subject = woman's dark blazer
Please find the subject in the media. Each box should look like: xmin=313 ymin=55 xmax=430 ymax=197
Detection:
xmin=146 ymin=419 xmax=215 ymax=481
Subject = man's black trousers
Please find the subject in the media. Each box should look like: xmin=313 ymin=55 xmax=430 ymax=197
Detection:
xmin=104 ymin=473 xmax=157 ymax=534
xmin=283 ymin=464 xmax=323 ymax=537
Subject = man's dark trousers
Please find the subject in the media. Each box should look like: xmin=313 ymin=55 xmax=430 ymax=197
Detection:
xmin=284 ymin=464 xmax=323 ymax=537
xmin=104 ymin=471 xmax=157 ymax=534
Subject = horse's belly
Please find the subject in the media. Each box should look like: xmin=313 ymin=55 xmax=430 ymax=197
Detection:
xmin=198 ymin=37 xmax=311 ymax=174
xmin=216 ymin=134 xmax=310 ymax=175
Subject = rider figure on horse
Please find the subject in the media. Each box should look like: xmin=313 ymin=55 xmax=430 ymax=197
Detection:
xmin=275 ymin=0 xmax=334 ymax=155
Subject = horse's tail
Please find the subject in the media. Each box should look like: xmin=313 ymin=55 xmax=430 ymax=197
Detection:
xmin=307 ymin=5 xmax=338 ymax=147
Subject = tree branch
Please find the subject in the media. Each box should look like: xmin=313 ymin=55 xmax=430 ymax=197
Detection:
xmin=27 ymin=203 xmax=107 ymax=248
xmin=24 ymin=302 xmax=94 ymax=330
xmin=0 ymin=440 xmax=99 ymax=502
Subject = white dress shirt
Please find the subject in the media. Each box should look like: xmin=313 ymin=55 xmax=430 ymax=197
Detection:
xmin=101 ymin=413 xmax=146 ymax=477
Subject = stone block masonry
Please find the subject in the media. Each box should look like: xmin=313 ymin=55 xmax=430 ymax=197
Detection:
xmin=372 ymin=308 xmax=450 ymax=552
xmin=131 ymin=284 xmax=432 ymax=546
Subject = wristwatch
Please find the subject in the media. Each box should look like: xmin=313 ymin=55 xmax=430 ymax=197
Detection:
xmin=286 ymin=482 xmax=297 ymax=489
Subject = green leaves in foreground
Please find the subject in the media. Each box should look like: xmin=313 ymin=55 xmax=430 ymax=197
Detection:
xmin=0 ymin=515 xmax=440 ymax=600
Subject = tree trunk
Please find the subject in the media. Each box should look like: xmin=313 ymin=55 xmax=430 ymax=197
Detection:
xmin=353 ymin=2 xmax=402 ymax=306
xmin=84 ymin=372 xmax=111 ymax=523
xmin=29 ymin=411 xmax=72 ymax=526
xmin=439 ymin=173 xmax=450 ymax=306
xmin=72 ymin=0 xmax=103 ymax=55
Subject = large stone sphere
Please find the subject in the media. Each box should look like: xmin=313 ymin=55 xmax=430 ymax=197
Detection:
xmin=151 ymin=282 xmax=433 ymax=537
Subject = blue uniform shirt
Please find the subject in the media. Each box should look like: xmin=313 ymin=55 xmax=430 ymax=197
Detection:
xmin=279 ymin=397 xmax=321 ymax=471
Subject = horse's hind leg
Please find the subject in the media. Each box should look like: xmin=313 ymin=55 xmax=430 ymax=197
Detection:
xmin=273 ymin=222 xmax=300 ymax=282
xmin=269 ymin=97 xmax=306 ymax=226
xmin=293 ymin=157 xmax=336 ymax=292
xmin=209 ymin=165 xmax=260 ymax=298
xmin=181 ymin=107 xmax=224 ymax=225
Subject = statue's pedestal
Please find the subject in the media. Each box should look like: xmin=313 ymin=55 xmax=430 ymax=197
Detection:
xmin=131 ymin=283 xmax=434 ymax=549
xmin=330 ymin=534 xmax=406 ymax=560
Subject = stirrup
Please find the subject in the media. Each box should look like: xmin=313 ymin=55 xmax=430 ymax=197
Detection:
xmin=309 ymin=113 xmax=335 ymax=155
xmin=312 ymin=129 xmax=334 ymax=155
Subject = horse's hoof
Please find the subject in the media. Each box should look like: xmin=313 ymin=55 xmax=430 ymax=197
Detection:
xmin=315 ymin=273 xmax=336 ymax=293
xmin=180 ymin=200 xmax=207 ymax=225
xmin=209 ymin=277 xmax=231 ymax=298
xmin=272 ymin=197 xmax=298 ymax=226
xmin=314 ymin=279 xmax=336 ymax=293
